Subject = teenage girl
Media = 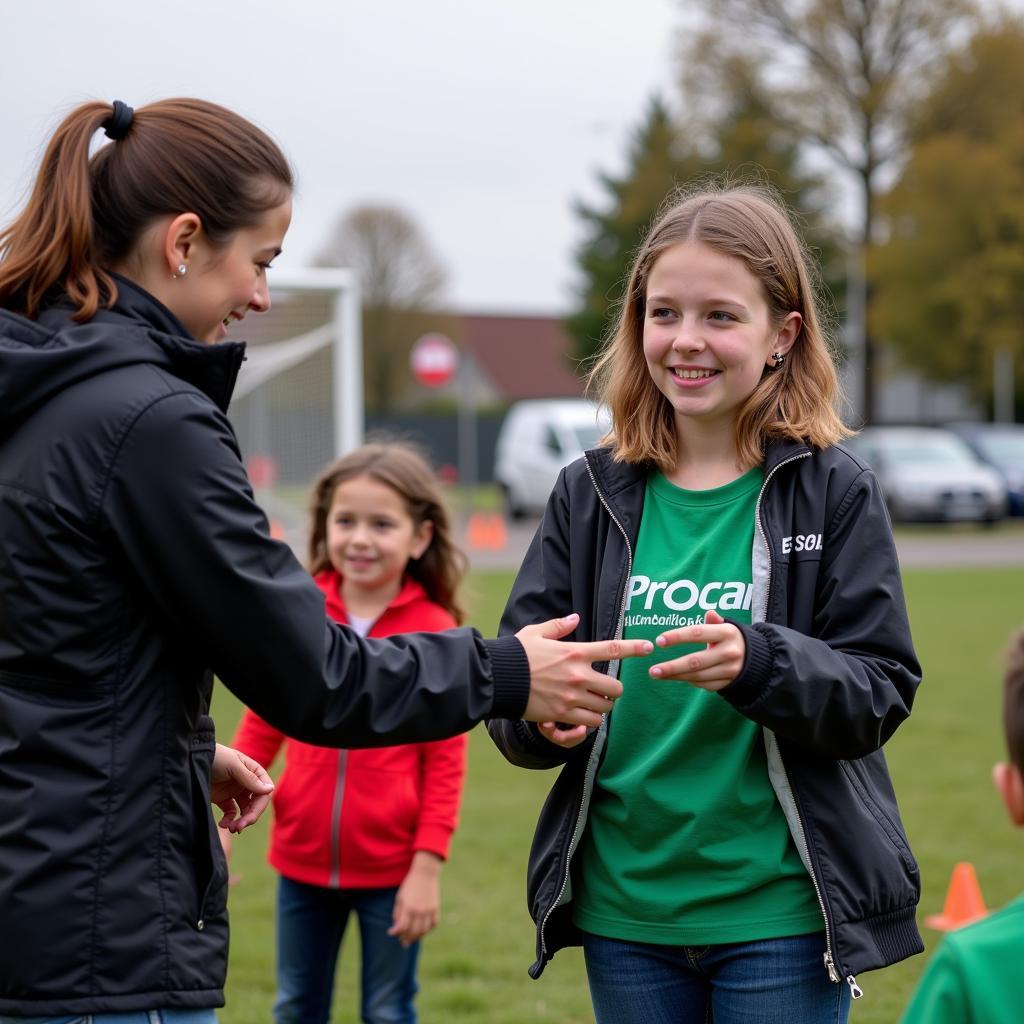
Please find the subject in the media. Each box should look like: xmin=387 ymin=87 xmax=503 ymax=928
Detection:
xmin=0 ymin=97 xmax=648 ymax=1021
xmin=230 ymin=443 xmax=469 ymax=1024
xmin=488 ymin=184 xmax=923 ymax=1024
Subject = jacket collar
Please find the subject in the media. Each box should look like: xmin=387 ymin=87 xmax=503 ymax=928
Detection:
xmin=315 ymin=569 xmax=429 ymax=627
xmin=31 ymin=274 xmax=248 ymax=413
xmin=583 ymin=435 xmax=812 ymax=538
xmin=582 ymin=446 xmax=648 ymax=544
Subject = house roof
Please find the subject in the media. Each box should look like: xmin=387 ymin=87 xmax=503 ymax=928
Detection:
xmin=454 ymin=313 xmax=585 ymax=400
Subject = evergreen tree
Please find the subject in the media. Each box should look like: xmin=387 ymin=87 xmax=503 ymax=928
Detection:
xmin=567 ymin=97 xmax=699 ymax=367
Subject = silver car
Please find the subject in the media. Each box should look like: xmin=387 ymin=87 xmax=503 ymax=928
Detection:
xmin=844 ymin=427 xmax=1008 ymax=524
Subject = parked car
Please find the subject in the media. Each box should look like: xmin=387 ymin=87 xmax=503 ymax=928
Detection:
xmin=494 ymin=399 xmax=610 ymax=518
xmin=844 ymin=427 xmax=1007 ymax=525
xmin=946 ymin=422 xmax=1024 ymax=516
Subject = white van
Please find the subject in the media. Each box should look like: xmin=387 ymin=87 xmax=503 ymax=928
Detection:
xmin=493 ymin=399 xmax=610 ymax=518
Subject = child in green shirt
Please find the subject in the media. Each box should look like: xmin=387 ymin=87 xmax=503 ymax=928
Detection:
xmin=901 ymin=629 xmax=1024 ymax=1024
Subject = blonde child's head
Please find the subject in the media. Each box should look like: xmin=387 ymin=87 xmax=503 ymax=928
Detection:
xmin=307 ymin=441 xmax=467 ymax=623
xmin=590 ymin=182 xmax=851 ymax=471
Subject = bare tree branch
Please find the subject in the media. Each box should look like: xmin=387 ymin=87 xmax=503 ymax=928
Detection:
xmin=316 ymin=205 xmax=448 ymax=411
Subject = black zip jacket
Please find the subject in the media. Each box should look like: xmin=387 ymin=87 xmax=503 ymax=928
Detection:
xmin=488 ymin=442 xmax=923 ymax=997
xmin=0 ymin=279 xmax=529 ymax=1016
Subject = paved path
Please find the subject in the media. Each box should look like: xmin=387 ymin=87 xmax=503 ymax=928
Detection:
xmin=457 ymin=515 xmax=1024 ymax=572
xmin=892 ymin=528 xmax=1024 ymax=568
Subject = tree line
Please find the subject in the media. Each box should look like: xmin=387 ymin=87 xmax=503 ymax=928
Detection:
xmin=570 ymin=0 xmax=1023 ymax=423
xmin=318 ymin=1 xmax=1022 ymax=421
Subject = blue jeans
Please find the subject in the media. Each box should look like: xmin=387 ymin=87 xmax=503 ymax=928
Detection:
xmin=0 ymin=1014 xmax=217 ymax=1024
xmin=274 ymin=875 xmax=419 ymax=1024
xmin=582 ymin=931 xmax=851 ymax=1024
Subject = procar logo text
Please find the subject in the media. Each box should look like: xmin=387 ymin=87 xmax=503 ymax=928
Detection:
xmin=626 ymin=575 xmax=752 ymax=613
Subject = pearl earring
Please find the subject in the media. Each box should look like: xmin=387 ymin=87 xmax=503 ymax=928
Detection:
xmin=173 ymin=263 xmax=187 ymax=279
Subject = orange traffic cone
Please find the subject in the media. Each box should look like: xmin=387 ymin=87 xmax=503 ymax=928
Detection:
xmin=925 ymin=862 xmax=988 ymax=931
xmin=467 ymin=513 xmax=508 ymax=551
xmin=485 ymin=513 xmax=507 ymax=551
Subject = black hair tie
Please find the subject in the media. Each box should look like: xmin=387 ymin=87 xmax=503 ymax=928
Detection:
xmin=102 ymin=100 xmax=134 ymax=141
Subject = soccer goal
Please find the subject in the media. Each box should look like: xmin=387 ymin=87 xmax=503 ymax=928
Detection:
xmin=228 ymin=268 xmax=361 ymax=551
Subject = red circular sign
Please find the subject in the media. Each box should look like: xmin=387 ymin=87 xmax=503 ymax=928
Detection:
xmin=410 ymin=333 xmax=458 ymax=387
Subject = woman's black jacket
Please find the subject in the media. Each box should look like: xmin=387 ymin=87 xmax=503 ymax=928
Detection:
xmin=0 ymin=280 xmax=528 ymax=1016
xmin=488 ymin=442 xmax=924 ymax=997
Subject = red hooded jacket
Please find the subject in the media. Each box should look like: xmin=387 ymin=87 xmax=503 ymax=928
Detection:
xmin=232 ymin=569 xmax=468 ymax=888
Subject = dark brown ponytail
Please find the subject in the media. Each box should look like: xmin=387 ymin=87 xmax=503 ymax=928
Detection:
xmin=0 ymin=98 xmax=294 ymax=321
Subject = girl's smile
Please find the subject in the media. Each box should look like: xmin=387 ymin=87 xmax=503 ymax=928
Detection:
xmin=669 ymin=365 xmax=722 ymax=386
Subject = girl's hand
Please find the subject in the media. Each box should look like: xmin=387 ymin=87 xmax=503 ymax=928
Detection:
xmin=389 ymin=851 xmax=442 ymax=947
xmin=210 ymin=743 xmax=274 ymax=833
xmin=649 ymin=609 xmax=745 ymax=691
xmin=537 ymin=721 xmax=590 ymax=748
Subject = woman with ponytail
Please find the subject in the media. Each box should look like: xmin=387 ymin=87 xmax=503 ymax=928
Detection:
xmin=0 ymin=99 xmax=648 ymax=1022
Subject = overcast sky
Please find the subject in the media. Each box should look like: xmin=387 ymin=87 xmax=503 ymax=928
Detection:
xmin=3 ymin=0 xmax=687 ymax=314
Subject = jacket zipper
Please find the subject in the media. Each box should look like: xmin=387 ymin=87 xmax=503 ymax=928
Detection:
xmin=537 ymin=456 xmax=634 ymax=961
xmin=328 ymin=750 xmax=347 ymax=887
xmin=755 ymin=451 xmax=861 ymax=1000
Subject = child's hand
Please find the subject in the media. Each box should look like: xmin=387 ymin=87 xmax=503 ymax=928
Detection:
xmin=538 ymin=721 xmax=590 ymax=748
xmin=389 ymin=851 xmax=442 ymax=947
xmin=649 ymin=609 xmax=746 ymax=691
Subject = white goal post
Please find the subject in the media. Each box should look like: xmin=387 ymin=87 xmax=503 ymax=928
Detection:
xmin=237 ymin=267 xmax=363 ymax=456
xmin=227 ymin=267 xmax=362 ymax=548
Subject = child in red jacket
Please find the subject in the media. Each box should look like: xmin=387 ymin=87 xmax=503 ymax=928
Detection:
xmin=230 ymin=442 xmax=469 ymax=1024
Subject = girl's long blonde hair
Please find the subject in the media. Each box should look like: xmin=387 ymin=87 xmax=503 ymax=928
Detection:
xmin=589 ymin=183 xmax=851 ymax=471
xmin=307 ymin=441 xmax=467 ymax=624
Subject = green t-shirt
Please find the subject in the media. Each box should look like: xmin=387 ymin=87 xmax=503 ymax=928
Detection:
xmin=573 ymin=469 xmax=822 ymax=945
xmin=901 ymin=892 xmax=1024 ymax=1024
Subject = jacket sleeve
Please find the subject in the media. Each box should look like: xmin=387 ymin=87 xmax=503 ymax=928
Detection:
xmin=721 ymin=465 xmax=921 ymax=760
xmin=412 ymin=732 xmax=468 ymax=860
xmin=100 ymin=391 xmax=530 ymax=747
xmin=231 ymin=707 xmax=286 ymax=771
xmin=486 ymin=467 xmax=590 ymax=771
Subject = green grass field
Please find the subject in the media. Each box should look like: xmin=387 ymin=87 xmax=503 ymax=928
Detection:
xmin=211 ymin=566 xmax=1024 ymax=1023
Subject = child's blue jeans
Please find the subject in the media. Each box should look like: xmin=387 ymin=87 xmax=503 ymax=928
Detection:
xmin=582 ymin=930 xmax=851 ymax=1024
xmin=273 ymin=875 xmax=419 ymax=1024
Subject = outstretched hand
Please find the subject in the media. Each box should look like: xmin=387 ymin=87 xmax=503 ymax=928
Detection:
xmin=649 ymin=609 xmax=745 ymax=691
xmin=517 ymin=613 xmax=652 ymax=728
xmin=210 ymin=743 xmax=275 ymax=833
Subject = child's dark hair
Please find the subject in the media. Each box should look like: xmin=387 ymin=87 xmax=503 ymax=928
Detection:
xmin=1004 ymin=630 xmax=1024 ymax=772
xmin=0 ymin=98 xmax=293 ymax=321
xmin=307 ymin=442 xmax=467 ymax=624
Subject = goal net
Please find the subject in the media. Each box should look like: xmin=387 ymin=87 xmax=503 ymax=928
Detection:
xmin=228 ymin=268 xmax=362 ymax=555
